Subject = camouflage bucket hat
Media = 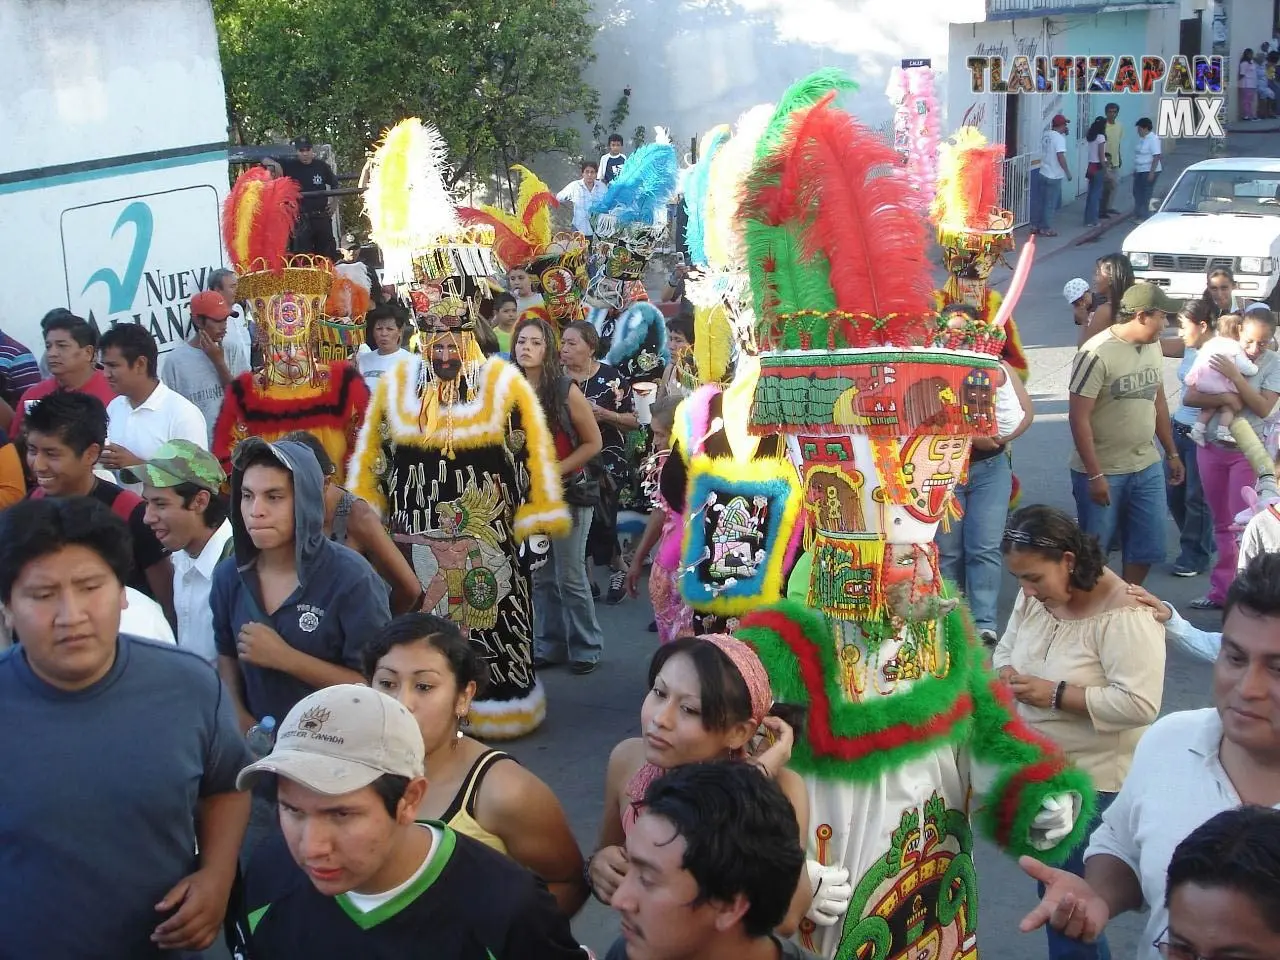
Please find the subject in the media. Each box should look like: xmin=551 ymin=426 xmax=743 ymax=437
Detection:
xmin=120 ymin=440 xmax=227 ymax=494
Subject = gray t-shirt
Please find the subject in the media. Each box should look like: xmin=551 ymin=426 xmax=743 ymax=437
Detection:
xmin=0 ymin=635 xmax=252 ymax=958
xmin=1202 ymin=347 xmax=1280 ymax=438
xmin=160 ymin=338 xmax=251 ymax=443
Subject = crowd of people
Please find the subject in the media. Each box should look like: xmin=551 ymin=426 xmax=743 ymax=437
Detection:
xmin=3 ymin=91 xmax=1280 ymax=960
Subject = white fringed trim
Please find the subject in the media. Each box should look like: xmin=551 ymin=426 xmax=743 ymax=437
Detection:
xmin=467 ymin=678 xmax=548 ymax=740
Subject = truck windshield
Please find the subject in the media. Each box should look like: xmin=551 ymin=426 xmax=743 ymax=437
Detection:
xmin=1162 ymin=170 xmax=1280 ymax=216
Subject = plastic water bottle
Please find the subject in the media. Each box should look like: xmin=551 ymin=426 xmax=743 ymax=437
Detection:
xmin=246 ymin=716 xmax=277 ymax=758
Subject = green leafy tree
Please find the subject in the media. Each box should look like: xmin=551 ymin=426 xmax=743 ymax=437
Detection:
xmin=214 ymin=0 xmax=600 ymax=190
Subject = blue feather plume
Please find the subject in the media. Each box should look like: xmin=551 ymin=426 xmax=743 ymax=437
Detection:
xmin=606 ymin=301 xmax=670 ymax=368
xmin=684 ymin=126 xmax=732 ymax=267
xmin=589 ymin=142 xmax=679 ymax=225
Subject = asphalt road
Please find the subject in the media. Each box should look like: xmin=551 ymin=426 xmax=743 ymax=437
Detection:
xmin=502 ymin=129 xmax=1280 ymax=959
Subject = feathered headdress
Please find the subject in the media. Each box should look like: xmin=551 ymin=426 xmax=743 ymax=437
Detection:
xmin=364 ymin=119 xmax=459 ymax=264
xmin=741 ymin=72 xmax=934 ymax=349
xmin=704 ymin=104 xmax=773 ymax=271
xmin=222 ymin=168 xmax=302 ymax=275
xmin=457 ymin=165 xmax=558 ymax=268
xmin=932 ymin=127 xmax=1008 ymax=234
xmin=604 ymin=301 xmax=669 ymax=382
xmin=588 ymin=129 xmax=678 ymax=227
xmin=683 ymin=125 xmax=732 ymax=267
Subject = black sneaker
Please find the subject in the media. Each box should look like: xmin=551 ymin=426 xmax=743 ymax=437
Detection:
xmin=606 ymin=569 xmax=626 ymax=605
xmin=570 ymin=660 xmax=599 ymax=675
xmin=591 ymin=580 xmax=601 ymax=600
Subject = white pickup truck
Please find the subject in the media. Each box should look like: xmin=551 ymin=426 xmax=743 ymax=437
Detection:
xmin=1122 ymin=157 xmax=1280 ymax=309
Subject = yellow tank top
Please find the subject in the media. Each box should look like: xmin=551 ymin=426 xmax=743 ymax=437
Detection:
xmin=443 ymin=749 xmax=510 ymax=855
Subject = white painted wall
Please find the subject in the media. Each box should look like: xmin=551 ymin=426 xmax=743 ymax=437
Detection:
xmin=1221 ymin=0 xmax=1274 ymax=120
xmin=578 ymin=0 xmax=982 ymax=178
xmin=0 ymin=0 xmax=230 ymax=355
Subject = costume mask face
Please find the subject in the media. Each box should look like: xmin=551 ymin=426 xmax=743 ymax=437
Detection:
xmin=586 ymin=220 xmax=664 ymax=308
xmin=428 ymin=331 xmax=464 ymax=382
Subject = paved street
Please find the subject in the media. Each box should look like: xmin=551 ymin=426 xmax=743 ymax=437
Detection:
xmin=501 ymin=127 xmax=1280 ymax=959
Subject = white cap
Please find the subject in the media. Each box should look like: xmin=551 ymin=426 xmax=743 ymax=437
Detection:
xmin=1063 ymin=278 xmax=1091 ymax=304
xmin=237 ymin=685 xmax=425 ymax=795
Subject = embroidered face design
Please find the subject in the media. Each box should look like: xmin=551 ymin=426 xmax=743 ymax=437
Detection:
xmin=962 ymin=368 xmax=996 ymax=427
xmin=531 ymin=245 xmax=588 ymax=326
xmin=586 ymin=221 xmax=664 ymax=307
xmin=899 ymin=435 xmax=969 ymax=523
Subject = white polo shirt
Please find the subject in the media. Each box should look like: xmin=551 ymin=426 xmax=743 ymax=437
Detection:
xmin=1085 ymin=708 xmax=1280 ymax=959
xmin=170 ymin=520 xmax=233 ymax=662
xmin=106 ymin=382 xmax=209 ymax=491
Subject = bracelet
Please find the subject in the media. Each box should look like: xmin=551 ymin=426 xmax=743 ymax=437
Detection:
xmin=1051 ymin=681 xmax=1067 ymax=711
xmin=1088 ymin=473 xmax=1104 ymax=481
xmin=583 ymin=853 xmax=597 ymax=897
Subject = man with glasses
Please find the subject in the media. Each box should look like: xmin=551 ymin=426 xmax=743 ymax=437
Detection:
xmin=1154 ymin=806 xmax=1280 ymax=959
xmin=1017 ymin=552 xmax=1280 ymax=958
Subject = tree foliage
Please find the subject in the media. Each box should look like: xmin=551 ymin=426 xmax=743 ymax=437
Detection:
xmin=213 ymin=0 xmax=600 ymax=187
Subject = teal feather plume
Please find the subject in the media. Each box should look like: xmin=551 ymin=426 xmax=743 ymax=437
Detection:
xmin=589 ymin=141 xmax=679 ymax=224
xmin=684 ymin=126 xmax=731 ymax=267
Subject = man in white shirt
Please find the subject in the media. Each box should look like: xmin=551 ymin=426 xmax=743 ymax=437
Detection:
xmin=98 ymin=324 xmax=208 ymax=490
xmin=1132 ymin=117 xmax=1163 ymax=222
xmin=599 ymin=134 xmax=627 ymax=184
xmin=1019 ymin=552 xmax=1280 ymax=959
xmin=1032 ymin=114 xmax=1072 ymax=237
xmin=132 ymin=440 xmax=233 ymax=662
xmin=556 ymin=161 xmax=608 ymax=236
xmin=161 ymin=291 xmax=251 ymax=444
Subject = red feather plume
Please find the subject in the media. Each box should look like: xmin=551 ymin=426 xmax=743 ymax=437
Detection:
xmin=455 ymin=208 xmax=535 ymax=267
xmin=790 ymin=102 xmax=933 ymax=344
xmin=958 ymin=142 xmax=1006 ymax=231
xmin=222 ymin=168 xmax=302 ymax=273
xmin=522 ymin=191 xmax=559 ymax=229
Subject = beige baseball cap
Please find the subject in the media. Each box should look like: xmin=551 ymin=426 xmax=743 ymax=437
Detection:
xmin=236 ymin=685 xmax=425 ymax=795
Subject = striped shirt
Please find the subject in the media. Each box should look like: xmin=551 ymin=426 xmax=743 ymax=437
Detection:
xmin=0 ymin=331 xmax=42 ymax=408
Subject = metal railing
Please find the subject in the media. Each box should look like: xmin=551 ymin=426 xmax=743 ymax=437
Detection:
xmin=986 ymin=0 xmax=1149 ymax=17
xmin=1002 ymin=153 xmax=1032 ymax=228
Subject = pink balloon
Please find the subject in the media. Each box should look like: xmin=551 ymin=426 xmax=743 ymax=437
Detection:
xmin=992 ymin=236 xmax=1037 ymax=328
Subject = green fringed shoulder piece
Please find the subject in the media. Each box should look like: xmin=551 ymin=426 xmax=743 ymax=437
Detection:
xmin=967 ymin=669 xmax=1099 ymax=864
xmin=737 ymin=600 xmax=976 ymax=784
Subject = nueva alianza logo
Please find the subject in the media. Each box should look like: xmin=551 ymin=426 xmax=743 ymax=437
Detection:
xmin=966 ymin=55 xmax=1227 ymax=139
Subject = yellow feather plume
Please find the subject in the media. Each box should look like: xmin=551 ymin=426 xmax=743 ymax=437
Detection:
xmin=693 ymin=303 xmax=733 ymax=385
xmin=364 ymin=118 xmax=459 ymax=255
xmin=932 ymin=126 xmax=1000 ymax=232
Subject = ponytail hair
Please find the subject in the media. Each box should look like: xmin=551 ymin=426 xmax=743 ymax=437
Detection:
xmin=1001 ymin=504 xmax=1106 ymax=590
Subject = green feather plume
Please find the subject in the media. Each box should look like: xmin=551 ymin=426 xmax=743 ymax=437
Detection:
xmin=755 ymin=68 xmax=858 ymax=161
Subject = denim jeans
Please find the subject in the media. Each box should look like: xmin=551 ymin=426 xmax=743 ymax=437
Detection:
xmin=1167 ymin=422 xmax=1215 ymax=573
xmin=1084 ymin=171 xmax=1104 ymax=225
xmin=1035 ymin=173 xmax=1064 ymax=231
xmin=1070 ymin=461 xmax=1167 ymax=566
xmin=1132 ymin=170 xmax=1160 ymax=218
xmin=534 ymin=505 xmax=604 ymax=664
xmin=937 ymin=450 xmax=1012 ymax=633
xmin=1039 ymin=792 xmax=1117 ymax=960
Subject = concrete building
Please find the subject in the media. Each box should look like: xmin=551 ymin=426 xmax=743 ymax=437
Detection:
xmin=573 ymin=0 xmax=1271 ymax=225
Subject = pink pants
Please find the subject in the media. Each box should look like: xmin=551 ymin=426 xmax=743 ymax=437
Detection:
xmin=1197 ymin=442 xmax=1253 ymax=602
xmin=1241 ymin=87 xmax=1258 ymax=119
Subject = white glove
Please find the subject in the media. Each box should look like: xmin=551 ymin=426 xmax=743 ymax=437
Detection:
xmin=805 ymin=860 xmax=852 ymax=927
xmin=1028 ymin=792 xmax=1077 ymax=851
xmin=525 ymin=534 xmax=551 ymax=571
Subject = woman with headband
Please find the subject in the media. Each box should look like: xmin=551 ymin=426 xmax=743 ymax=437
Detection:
xmin=993 ymin=504 xmax=1165 ymax=960
xmin=586 ymin=634 xmax=817 ymax=934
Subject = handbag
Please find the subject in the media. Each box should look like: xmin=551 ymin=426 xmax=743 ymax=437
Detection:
xmin=556 ymin=376 xmax=604 ymax=508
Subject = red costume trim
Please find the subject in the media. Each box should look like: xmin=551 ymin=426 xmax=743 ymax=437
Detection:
xmin=212 ymin=362 xmax=370 ymax=474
